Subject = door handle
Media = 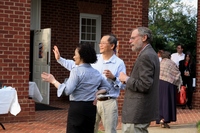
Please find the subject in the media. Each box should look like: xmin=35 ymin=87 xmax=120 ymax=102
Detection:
xmin=47 ymin=52 xmax=49 ymax=65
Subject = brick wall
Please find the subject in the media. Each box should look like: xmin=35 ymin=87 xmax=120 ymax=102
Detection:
xmin=112 ymin=0 xmax=146 ymax=115
xmin=193 ymin=0 xmax=200 ymax=108
xmin=142 ymin=0 xmax=149 ymax=27
xmin=0 ymin=0 xmax=35 ymax=122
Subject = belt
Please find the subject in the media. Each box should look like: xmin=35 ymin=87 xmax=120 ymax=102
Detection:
xmin=98 ymin=97 xmax=115 ymax=101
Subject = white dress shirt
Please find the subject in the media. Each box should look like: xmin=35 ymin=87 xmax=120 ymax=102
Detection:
xmin=171 ymin=52 xmax=185 ymax=67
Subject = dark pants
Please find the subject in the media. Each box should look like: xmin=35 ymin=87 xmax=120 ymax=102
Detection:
xmin=67 ymin=101 xmax=96 ymax=133
xmin=183 ymin=77 xmax=193 ymax=106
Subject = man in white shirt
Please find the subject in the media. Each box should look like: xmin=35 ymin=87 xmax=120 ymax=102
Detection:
xmin=171 ymin=44 xmax=185 ymax=67
xmin=53 ymin=34 xmax=126 ymax=133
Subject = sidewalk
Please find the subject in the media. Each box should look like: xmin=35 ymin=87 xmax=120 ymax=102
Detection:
xmin=117 ymin=123 xmax=197 ymax=133
xmin=1 ymin=101 xmax=200 ymax=133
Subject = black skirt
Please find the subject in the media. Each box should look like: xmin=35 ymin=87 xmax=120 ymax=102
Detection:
xmin=67 ymin=101 xmax=96 ymax=133
xmin=156 ymin=80 xmax=177 ymax=124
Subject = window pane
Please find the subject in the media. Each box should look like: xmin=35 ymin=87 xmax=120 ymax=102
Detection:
xmin=92 ymin=27 xmax=96 ymax=33
xmin=87 ymin=19 xmax=91 ymax=25
xmin=87 ymin=26 xmax=91 ymax=32
xmin=82 ymin=18 xmax=86 ymax=25
xmin=92 ymin=34 xmax=96 ymax=40
xmin=81 ymin=33 xmax=85 ymax=40
xmin=82 ymin=26 xmax=86 ymax=32
xmin=87 ymin=34 xmax=91 ymax=40
xmin=92 ymin=19 xmax=96 ymax=26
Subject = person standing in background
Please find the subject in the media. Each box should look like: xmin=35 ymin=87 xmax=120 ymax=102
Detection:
xmin=157 ymin=49 xmax=164 ymax=62
xmin=171 ymin=44 xmax=185 ymax=67
xmin=156 ymin=51 xmax=182 ymax=128
xmin=53 ymin=34 xmax=126 ymax=133
xmin=179 ymin=51 xmax=196 ymax=109
xmin=41 ymin=43 xmax=110 ymax=133
xmin=119 ymin=27 xmax=160 ymax=133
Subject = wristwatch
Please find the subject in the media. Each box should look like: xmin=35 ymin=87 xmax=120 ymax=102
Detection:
xmin=112 ymin=77 xmax=116 ymax=81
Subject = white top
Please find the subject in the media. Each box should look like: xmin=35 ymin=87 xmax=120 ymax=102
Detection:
xmin=171 ymin=52 xmax=185 ymax=67
xmin=0 ymin=87 xmax=21 ymax=116
xmin=159 ymin=57 xmax=162 ymax=62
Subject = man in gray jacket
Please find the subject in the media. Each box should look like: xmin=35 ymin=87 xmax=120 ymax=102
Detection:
xmin=119 ymin=27 xmax=160 ymax=133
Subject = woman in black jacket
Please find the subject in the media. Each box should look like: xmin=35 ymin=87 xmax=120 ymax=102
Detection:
xmin=179 ymin=51 xmax=196 ymax=109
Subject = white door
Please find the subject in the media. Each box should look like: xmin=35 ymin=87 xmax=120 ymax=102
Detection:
xmin=33 ymin=28 xmax=51 ymax=104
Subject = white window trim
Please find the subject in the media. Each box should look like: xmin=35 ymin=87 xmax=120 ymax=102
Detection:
xmin=79 ymin=13 xmax=101 ymax=53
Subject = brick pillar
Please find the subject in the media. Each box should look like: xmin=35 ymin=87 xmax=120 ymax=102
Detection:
xmin=193 ymin=0 xmax=200 ymax=109
xmin=112 ymin=0 xmax=149 ymax=115
xmin=142 ymin=0 xmax=149 ymax=27
xmin=0 ymin=0 xmax=35 ymax=122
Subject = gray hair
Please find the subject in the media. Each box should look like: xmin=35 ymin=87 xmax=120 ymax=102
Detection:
xmin=161 ymin=51 xmax=171 ymax=59
xmin=133 ymin=27 xmax=153 ymax=43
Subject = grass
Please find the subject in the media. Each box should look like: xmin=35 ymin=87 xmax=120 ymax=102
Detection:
xmin=98 ymin=131 xmax=103 ymax=133
xmin=197 ymin=121 xmax=200 ymax=133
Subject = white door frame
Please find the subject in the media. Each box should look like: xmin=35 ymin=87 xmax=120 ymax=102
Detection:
xmin=30 ymin=0 xmax=51 ymax=104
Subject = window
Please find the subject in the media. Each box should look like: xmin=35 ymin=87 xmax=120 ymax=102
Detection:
xmin=80 ymin=13 xmax=101 ymax=53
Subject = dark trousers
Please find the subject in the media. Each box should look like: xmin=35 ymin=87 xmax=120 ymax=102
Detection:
xmin=183 ymin=77 xmax=193 ymax=106
xmin=67 ymin=101 xmax=96 ymax=133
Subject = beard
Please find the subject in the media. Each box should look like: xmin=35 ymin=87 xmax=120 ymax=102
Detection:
xmin=131 ymin=43 xmax=143 ymax=52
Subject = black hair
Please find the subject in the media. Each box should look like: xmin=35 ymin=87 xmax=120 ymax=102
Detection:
xmin=76 ymin=42 xmax=97 ymax=64
xmin=104 ymin=34 xmax=118 ymax=51
xmin=177 ymin=44 xmax=184 ymax=49
xmin=184 ymin=51 xmax=193 ymax=63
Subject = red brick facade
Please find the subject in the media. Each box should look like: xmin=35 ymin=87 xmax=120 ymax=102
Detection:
xmin=0 ymin=0 xmax=35 ymax=122
xmin=0 ymin=0 xmax=199 ymax=123
xmin=193 ymin=0 xmax=200 ymax=108
xmin=111 ymin=0 xmax=149 ymax=115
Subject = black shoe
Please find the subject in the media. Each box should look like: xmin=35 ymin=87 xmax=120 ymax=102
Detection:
xmin=182 ymin=105 xmax=186 ymax=109
xmin=188 ymin=106 xmax=192 ymax=110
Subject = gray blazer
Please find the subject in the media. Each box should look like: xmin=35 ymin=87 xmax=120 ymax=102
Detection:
xmin=122 ymin=44 xmax=160 ymax=124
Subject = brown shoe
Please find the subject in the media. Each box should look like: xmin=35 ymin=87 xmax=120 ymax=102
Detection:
xmin=164 ymin=123 xmax=170 ymax=128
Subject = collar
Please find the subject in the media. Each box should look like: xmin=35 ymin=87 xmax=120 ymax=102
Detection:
xmin=177 ymin=52 xmax=184 ymax=56
xmin=78 ymin=63 xmax=91 ymax=67
xmin=138 ymin=44 xmax=150 ymax=56
xmin=100 ymin=54 xmax=117 ymax=64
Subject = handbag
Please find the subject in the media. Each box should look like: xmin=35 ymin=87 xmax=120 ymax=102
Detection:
xmin=178 ymin=85 xmax=187 ymax=105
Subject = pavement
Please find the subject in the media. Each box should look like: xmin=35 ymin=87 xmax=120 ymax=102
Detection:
xmin=116 ymin=123 xmax=198 ymax=133
xmin=2 ymin=101 xmax=199 ymax=133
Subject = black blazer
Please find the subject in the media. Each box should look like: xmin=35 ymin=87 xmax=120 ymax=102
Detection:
xmin=179 ymin=60 xmax=196 ymax=79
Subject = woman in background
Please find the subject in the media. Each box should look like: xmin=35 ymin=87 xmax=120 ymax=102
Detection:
xmin=179 ymin=51 xmax=196 ymax=109
xmin=157 ymin=49 xmax=164 ymax=62
xmin=41 ymin=43 xmax=110 ymax=133
xmin=157 ymin=51 xmax=182 ymax=128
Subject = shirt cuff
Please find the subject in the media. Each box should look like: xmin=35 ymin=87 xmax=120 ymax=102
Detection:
xmin=57 ymin=57 xmax=64 ymax=64
xmin=57 ymin=84 xmax=65 ymax=97
xmin=125 ymin=77 xmax=130 ymax=83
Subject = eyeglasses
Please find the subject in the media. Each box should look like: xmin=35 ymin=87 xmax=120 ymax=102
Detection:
xmin=99 ymin=42 xmax=110 ymax=45
xmin=129 ymin=35 xmax=141 ymax=41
